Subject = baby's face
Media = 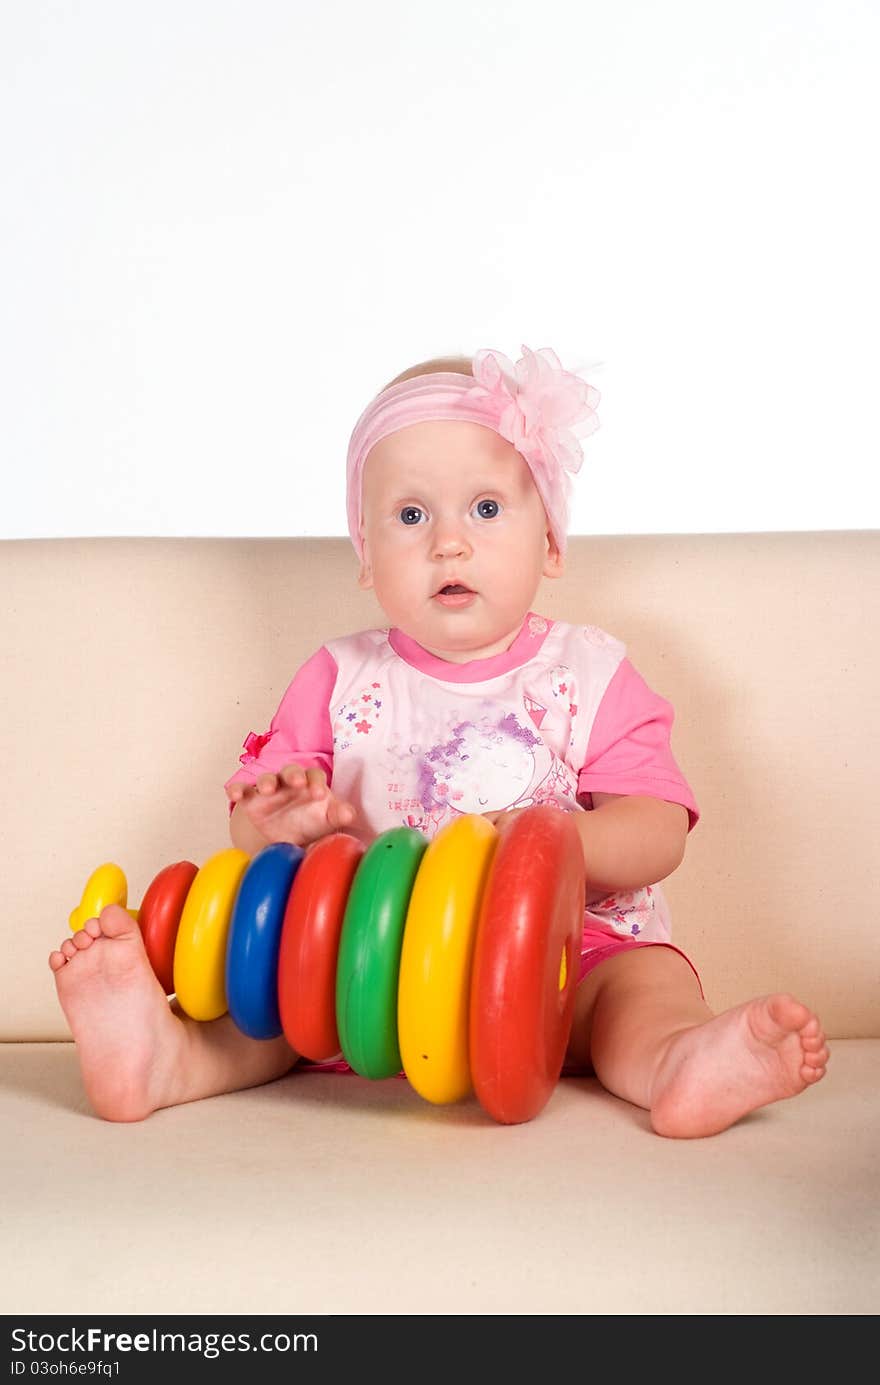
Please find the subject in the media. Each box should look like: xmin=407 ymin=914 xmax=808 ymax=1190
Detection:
xmin=358 ymin=420 xmax=563 ymax=661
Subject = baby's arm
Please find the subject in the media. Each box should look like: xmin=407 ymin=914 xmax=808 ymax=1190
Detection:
xmin=576 ymin=792 xmax=688 ymax=900
xmin=228 ymin=764 xmax=356 ymax=855
xmin=484 ymin=793 xmax=688 ymax=904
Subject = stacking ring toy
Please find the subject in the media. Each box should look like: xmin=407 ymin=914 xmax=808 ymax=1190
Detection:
xmin=469 ymin=806 xmax=586 ymax=1125
xmin=173 ymin=848 xmax=250 ymax=1021
xmin=69 ymin=863 xmax=139 ymax=932
xmin=74 ymin=804 xmax=590 ymax=1124
xmin=226 ymin=842 xmax=305 ymax=1040
xmin=277 ymin=832 xmax=366 ymax=1060
xmin=138 ymin=861 xmax=199 ymax=994
xmin=398 ymin=813 xmax=499 ymax=1104
xmin=335 ymin=827 xmax=427 ymax=1079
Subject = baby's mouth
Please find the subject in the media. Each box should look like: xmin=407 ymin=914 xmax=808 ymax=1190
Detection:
xmin=433 ymin=583 xmax=478 ymax=609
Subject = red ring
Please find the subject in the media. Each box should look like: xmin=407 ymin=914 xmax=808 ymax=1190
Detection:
xmin=469 ymin=807 xmax=585 ymax=1124
xmin=277 ymin=832 xmax=366 ymax=1060
xmin=138 ymin=860 xmax=199 ymax=994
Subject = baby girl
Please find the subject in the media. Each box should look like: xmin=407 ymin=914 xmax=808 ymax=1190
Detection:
xmin=49 ymin=345 xmax=828 ymax=1133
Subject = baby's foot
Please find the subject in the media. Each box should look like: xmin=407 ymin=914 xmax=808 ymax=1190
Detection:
xmin=649 ymin=993 xmax=829 ymax=1138
xmin=49 ymin=906 xmax=190 ymax=1122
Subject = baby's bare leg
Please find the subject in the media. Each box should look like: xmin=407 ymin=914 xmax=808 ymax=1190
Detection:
xmin=567 ymin=944 xmax=829 ymax=1138
xmin=48 ymin=904 xmax=299 ymax=1122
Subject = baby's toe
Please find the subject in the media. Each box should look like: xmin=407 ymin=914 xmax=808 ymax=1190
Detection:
xmin=72 ymin=928 xmax=94 ymax=949
xmin=804 ymin=1042 xmax=829 ymax=1069
xmin=48 ymin=950 xmax=68 ymax=972
xmin=60 ymin=938 xmax=77 ymax=961
xmin=801 ymin=1032 xmax=827 ymax=1064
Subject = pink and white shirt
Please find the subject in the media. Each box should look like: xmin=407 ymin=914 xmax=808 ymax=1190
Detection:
xmin=224 ymin=611 xmax=699 ymax=944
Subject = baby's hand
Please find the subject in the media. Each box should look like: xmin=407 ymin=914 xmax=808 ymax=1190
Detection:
xmin=481 ymin=807 xmax=531 ymax=833
xmin=226 ymin=765 xmax=357 ymax=848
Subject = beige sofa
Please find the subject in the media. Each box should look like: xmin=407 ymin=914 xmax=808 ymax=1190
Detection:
xmin=2 ymin=533 xmax=877 ymax=1316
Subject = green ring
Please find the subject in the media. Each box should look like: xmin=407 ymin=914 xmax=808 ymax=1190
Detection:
xmin=335 ymin=827 xmax=428 ymax=1079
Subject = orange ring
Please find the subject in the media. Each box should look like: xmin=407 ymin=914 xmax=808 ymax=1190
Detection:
xmin=277 ymin=832 xmax=366 ymax=1060
xmin=469 ymin=807 xmax=585 ymax=1124
xmin=138 ymin=861 xmax=198 ymax=994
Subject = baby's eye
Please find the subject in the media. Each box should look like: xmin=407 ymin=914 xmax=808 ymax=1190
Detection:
xmin=398 ymin=505 xmax=426 ymax=526
xmin=473 ymin=498 xmax=502 ymax=519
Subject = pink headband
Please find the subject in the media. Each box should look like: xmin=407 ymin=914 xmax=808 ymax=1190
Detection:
xmin=346 ymin=344 xmax=600 ymax=561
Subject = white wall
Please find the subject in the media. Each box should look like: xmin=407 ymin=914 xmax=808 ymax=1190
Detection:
xmin=2 ymin=0 xmax=877 ymax=539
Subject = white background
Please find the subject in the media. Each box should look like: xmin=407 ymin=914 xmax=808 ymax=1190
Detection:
xmin=2 ymin=0 xmax=878 ymax=539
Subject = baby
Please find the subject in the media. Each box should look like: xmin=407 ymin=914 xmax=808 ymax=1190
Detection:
xmin=49 ymin=345 xmax=828 ymax=1133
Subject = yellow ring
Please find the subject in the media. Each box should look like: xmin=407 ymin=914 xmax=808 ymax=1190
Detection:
xmin=173 ymin=848 xmax=250 ymax=1020
xmin=69 ymin=863 xmax=139 ymax=932
xmin=398 ymin=814 xmax=498 ymax=1104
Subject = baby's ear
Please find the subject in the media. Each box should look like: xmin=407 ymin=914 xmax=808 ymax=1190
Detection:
xmin=357 ymin=539 xmax=373 ymax=590
xmin=542 ymin=532 xmax=565 ymax=580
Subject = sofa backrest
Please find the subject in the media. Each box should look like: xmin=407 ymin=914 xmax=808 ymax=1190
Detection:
xmin=2 ymin=533 xmax=877 ymax=1039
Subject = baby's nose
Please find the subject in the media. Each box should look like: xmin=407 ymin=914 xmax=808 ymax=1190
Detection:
xmin=432 ymin=528 xmax=473 ymax=559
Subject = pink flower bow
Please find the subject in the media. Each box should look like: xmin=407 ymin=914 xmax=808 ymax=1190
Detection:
xmin=239 ymin=729 xmax=274 ymax=766
xmin=463 ymin=345 xmax=600 ymax=491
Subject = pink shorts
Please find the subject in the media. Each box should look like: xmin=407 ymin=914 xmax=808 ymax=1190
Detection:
xmin=294 ymin=925 xmax=703 ymax=1077
xmin=575 ymin=924 xmax=703 ymax=993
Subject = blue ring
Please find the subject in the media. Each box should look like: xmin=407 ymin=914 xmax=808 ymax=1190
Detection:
xmin=226 ymin=842 xmax=305 ymax=1039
